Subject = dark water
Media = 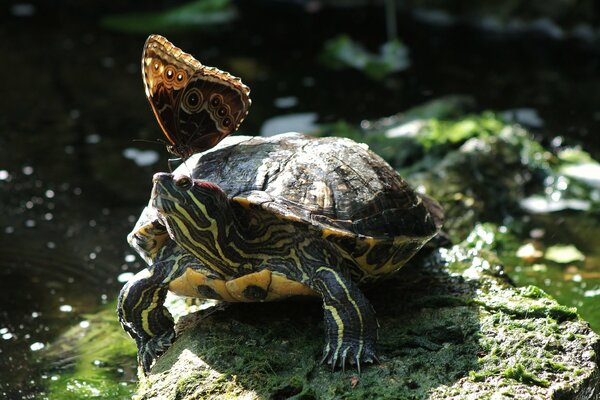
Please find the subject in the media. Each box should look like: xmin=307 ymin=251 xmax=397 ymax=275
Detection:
xmin=1 ymin=2 xmax=599 ymax=398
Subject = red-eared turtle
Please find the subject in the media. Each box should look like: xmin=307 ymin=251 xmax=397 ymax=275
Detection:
xmin=118 ymin=133 xmax=443 ymax=373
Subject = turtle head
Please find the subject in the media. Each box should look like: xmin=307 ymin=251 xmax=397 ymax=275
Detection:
xmin=151 ymin=173 xmax=235 ymax=269
xmin=151 ymin=173 xmax=227 ymax=216
xmin=151 ymin=173 xmax=236 ymax=271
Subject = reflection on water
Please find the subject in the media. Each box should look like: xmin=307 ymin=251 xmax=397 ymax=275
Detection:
xmin=0 ymin=242 xmax=116 ymax=396
xmin=507 ymin=212 xmax=600 ymax=332
xmin=0 ymin=164 xmax=140 ymax=397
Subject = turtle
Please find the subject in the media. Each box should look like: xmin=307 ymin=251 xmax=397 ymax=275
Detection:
xmin=118 ymin=132 xmax=443 ymax=374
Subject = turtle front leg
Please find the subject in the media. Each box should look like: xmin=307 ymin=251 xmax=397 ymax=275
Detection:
xmin=311 ymin=266 xmax=379 ymax=372
xmin=117 ymin=266 xmax=175 ymax=374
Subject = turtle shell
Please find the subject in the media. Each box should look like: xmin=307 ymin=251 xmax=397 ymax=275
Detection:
xmin=184 ymin=133 xmax=441 ymax=239
xmin=177 ymin=133 xmax=442 ymax=282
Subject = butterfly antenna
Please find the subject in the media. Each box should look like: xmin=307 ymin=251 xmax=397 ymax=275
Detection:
xmin=167 ymin=157 xmax=194 ymax=177
xmin=167 ymin=157 xmax=183 ymax=172
xmin=131 ymin=138 xmax=168 ymax=146
xmin=182 ymin=159 xmax=193 ymax=177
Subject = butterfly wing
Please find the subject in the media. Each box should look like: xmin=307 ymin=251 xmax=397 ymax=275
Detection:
xmin=142 ymin=35 xmax=192 ymax=151
xmin=176 ymin=66 xmax=251 ymax=159
xmin=142 ymin=35 xmax=251 ymax=159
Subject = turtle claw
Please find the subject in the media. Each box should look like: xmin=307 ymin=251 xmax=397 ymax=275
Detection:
xmin=138 ymin=329 xmax=175 ymax=374
xmin=353 ymin=354 xmax=362 ymax=375
xmin=320 ymin=341 xmax=377 ymax=374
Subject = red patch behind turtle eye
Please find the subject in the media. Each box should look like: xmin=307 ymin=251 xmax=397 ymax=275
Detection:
xmin=195 ymin=181 xmax=223 ymax=193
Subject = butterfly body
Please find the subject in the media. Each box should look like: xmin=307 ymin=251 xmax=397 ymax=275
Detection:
xmin=142 ymin=35 xmax=251 ymax=159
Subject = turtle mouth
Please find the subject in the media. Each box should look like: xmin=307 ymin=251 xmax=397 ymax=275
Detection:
xmin=151 ymin=173 xmax=184 ymax=212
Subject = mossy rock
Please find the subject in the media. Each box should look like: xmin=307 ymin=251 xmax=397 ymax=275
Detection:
xmin=134 ymin=244 xmax=600 ymax=400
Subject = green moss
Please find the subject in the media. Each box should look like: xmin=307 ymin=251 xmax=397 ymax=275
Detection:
xmin=471 ymin=279 xmax=579 ymax=323
xmin=319 ymin=35 xmax=410 ymax=80
xmin=503 ymin=363 xmax=549 ymax=388
xmin=521 ymin=285 xmax=550 ymax=299
xmin=544 ymin=360 xmax=569 ymax=372
xmin=469 ymin=369 xmax=493 ymax=382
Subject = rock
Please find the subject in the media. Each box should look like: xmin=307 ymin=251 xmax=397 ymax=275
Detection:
xmin=134 ymin=240 xmax=600 ymax=399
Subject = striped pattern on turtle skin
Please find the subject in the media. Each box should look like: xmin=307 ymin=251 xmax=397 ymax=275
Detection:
xmin=151 ymin=174 xmax=384 ymax=371
xmin=153 ymin=175 xmax=430 ymax=287
xmin=154 ymin=174 xmax=353 ymax=286
xmin=118 ymin=241 xmax=194 ymax=372
xmin=154 ymin=176 xmax=324 ymax=283
xmin=127 ymin=207 xmax=171 ymax=265
xmin=312 ymin=266 xmax=378 ymax=371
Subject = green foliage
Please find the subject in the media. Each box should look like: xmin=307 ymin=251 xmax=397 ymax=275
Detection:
xmin=544 ymin=244 xmax=586 ymax=264
xmin=398 ymin=95 xmax=475 ymax=121
xmin=321 ymin=108 xmax=520 ymax=169
xmin=101 ymin=0 xmax=236 ymax=34
xmin=319 ymin=35 xmax=410 ymax=80
xmin=416 ymin=111 xmax=505 ymax=149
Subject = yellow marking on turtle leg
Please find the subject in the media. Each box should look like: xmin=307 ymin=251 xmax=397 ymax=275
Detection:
xmin=122 ymin=266 xmax=175 ymax=337
xmin=323 ymin=304 xmax=344 ymax=360
xmin=119 ymin=270 xmax=150 ymax=328
xmin=141 ymin=285 xmax=166 ymax=336
xmin=128 ymin=269 xmax=155 ymax=318
xmin=315 ymin=266 xmax=367 ymax=366
xmin=316 ymin=267 xmax=364 ymax=335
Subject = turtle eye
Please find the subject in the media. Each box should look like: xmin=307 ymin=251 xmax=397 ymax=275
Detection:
xmin=174 ymin=176 xmax=192 ymax=189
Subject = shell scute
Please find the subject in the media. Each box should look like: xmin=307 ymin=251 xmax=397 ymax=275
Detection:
xmin=186 ymin=134 xmax=441 ymax=244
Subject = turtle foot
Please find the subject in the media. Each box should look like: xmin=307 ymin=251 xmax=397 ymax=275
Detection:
xmin=320 ymin=339 xmax=379 ymax=373
xmin=138 ymin=329 xmax=175 ymax=374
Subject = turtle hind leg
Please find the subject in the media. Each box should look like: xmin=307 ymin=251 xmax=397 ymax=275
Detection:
xmin=311 ymin=266 xmax=379 ymax=372
xmin=117 ymin=265 xmax=176 ymax=374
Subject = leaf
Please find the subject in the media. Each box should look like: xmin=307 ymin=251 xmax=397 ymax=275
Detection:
xmin=101 ymin=0 xmax=237 ymax=33
xmin=320 ymin=35 xmax=410 ymax=80
xmin=544 ymin=245 xmax=585 ymax=264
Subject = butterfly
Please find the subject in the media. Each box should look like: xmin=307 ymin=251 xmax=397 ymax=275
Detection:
xmin=142 ymin=34 xmax=251 ymax=160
